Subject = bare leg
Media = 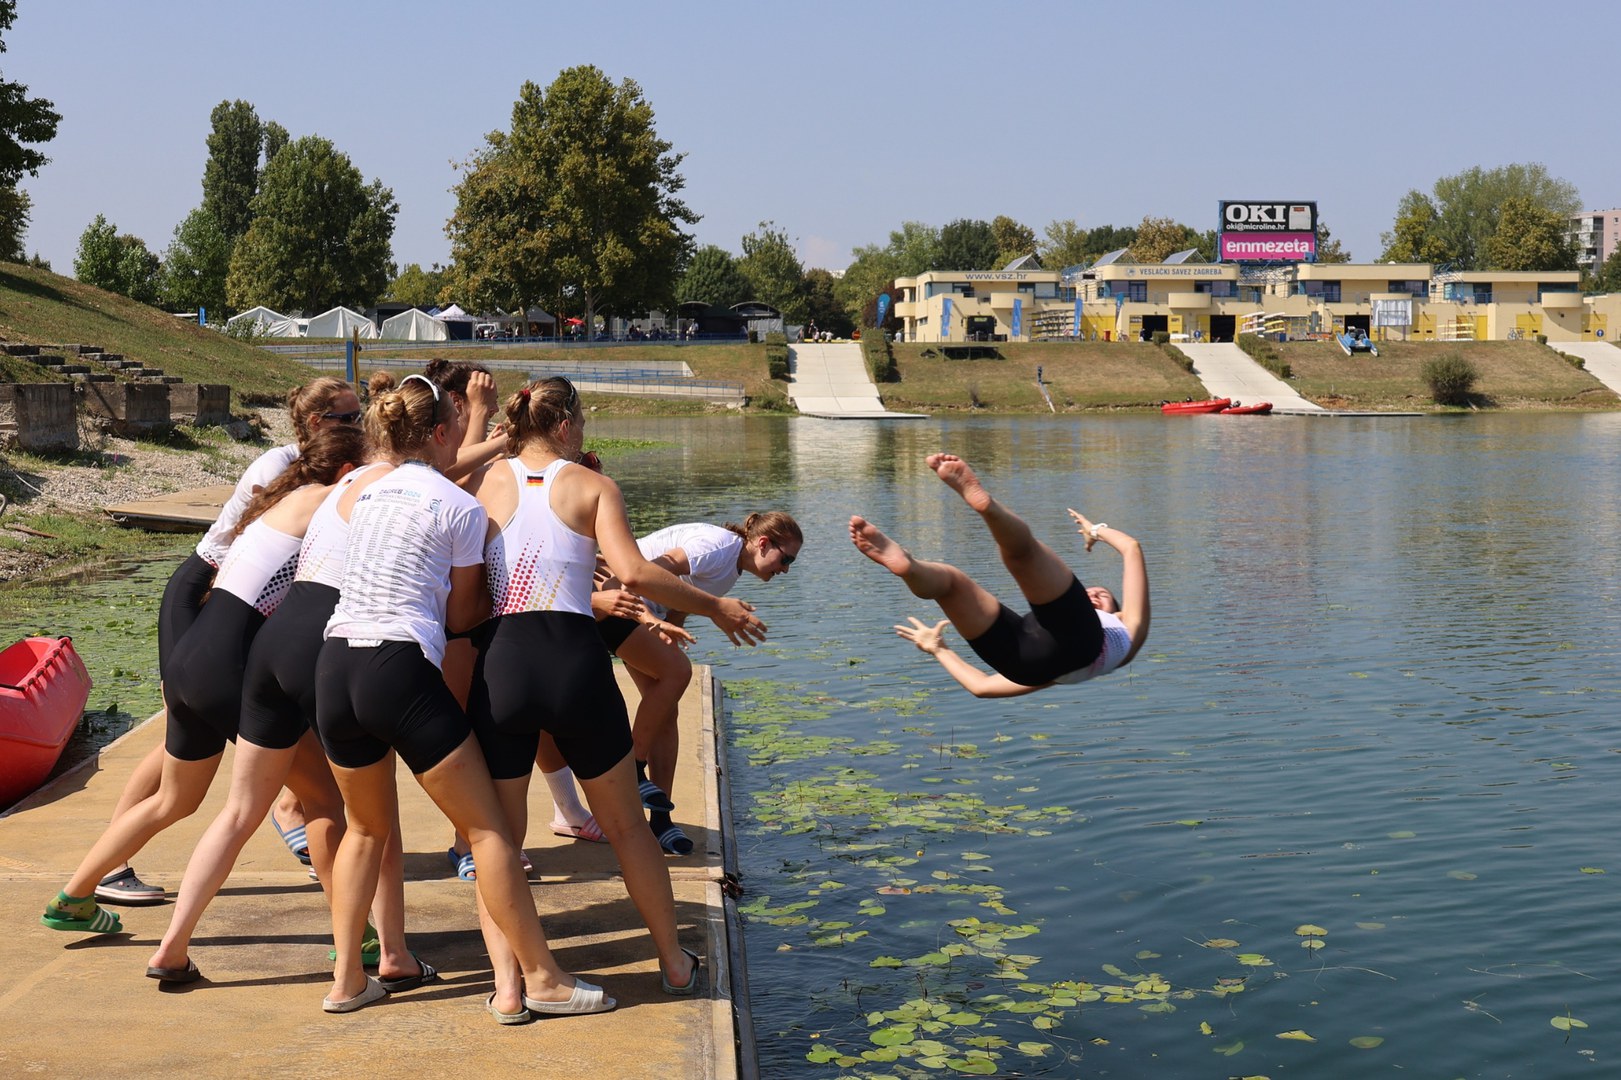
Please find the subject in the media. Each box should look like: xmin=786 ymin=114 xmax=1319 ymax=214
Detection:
xmin=850 ymin=515 xmax=1003 ymax=640
xmin=102 ymin=743 xmax=164 ymax=877
xmin=928 ymin=453 xmax=1076 ymax=606
xmin=482 ymin=774 xmax=533 ymax=1014
xmin=325 ymin=756 xmax=394 ymax=1005
xmin=579 ymin=756 xmax=696 ymax=989
xmin=620 ymin=632 xmax=691 ymax=800
xmin=63 ymin=751 xmax=222 ymax=899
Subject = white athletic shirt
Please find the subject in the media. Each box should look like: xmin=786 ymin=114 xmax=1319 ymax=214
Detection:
xmin=485 ymin=458 xmax=597 ymax=617
xmin=296 ymin=461 xmax=392 ymax=589
xmin=323 ymin=462 xmax=487 ymax=669
xmin=634 ymin=522 xmax=744 ymax=620
xmin=212 ymin=520 xmax=301 ymax=617
xmin=196 ymin=443 xmax=298 ymax=567
xmin=1050 ymin=609 xmax=1133 ymax=685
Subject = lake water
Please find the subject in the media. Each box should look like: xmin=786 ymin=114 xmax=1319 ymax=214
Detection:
xmin=7 ymin=413 xmax=1619 ymax=1076
xmin=599 ymin=413 xmax=1621 ymax=1079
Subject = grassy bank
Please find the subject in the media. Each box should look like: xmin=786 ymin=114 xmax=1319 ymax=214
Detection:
xmin=1280 ymin=340 xmax=1619 ymax=411
xmin=0 ymin=264 xmax=314 ymax=404
xmin=883 ymin=341 xmax=1205 ymax=413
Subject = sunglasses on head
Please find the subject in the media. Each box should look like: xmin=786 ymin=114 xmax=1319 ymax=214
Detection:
xmin=322 ymin=409 xmax=362 ymax=424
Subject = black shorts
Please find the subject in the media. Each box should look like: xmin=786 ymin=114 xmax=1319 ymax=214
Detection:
xmin=238 ymin=582 xmax=337 ymax=751
xmin=596 ymin=614 xmax=638 ymax=654
xmin=965 ymin=577 xmax=1104 ymax=688
xmin=315 ymin=638 xmax=470 ymax=774
xmin=163 ymin=590 xmax=266 ymax=761
xmin=469 ymin=610 xmax=632 ymax=781
xmin=158 ymin=553 xmax=215 ymax=680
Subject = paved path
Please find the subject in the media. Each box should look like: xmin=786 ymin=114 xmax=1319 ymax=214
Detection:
xmin=1552 ymin=341 xmax=1621 ymax=396
xmin=0 ymin=669 xmax=739 ymax=1079
xmin=1177 ymin=343 xmax=1324 ymax=414
xmin=787 ymin=343 xmax=925 ymax=419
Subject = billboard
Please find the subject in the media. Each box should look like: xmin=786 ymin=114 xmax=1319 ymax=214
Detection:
xmin=1218 ymin=200 xmax=1317 ymax=262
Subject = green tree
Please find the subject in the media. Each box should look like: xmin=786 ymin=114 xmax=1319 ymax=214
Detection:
xmin=1379 ymin=191 xmax=1445 ymax=263
xmin=202 ymin=100 xmax=265 ymax=242
xmin=262 ymin=120 xmax=289 ymax=170
xmin=1127 ymin=215 xmax=1196 ymax=263
xmin=937 ymin=218 xmax=1000 ymax=270
xmin=226 ymin=135 xmax=398 ymax=312
xmin=834 ymin=221 xmax=940 ymax=326
xmin=1589 ymin=242 xmax=1621 ymax=295
xmin=990 ymin=214 xmax=1037 ymax=266
xmin=0 ymin=183 xmax=28 ymax=261
xmin=1314 ymin=219 xmax=1351 ymax=263
xmin=802 ymin=266 xmax=852 ymax=336
xmin=1038 ymin=218 xmax=1090 ymax=271
xmin=739 ymin=220 xmax=806 ymax=320
xmin=386 ymin=262 xmax=448 ymax=307
xmin=677 ymin=244 xmax=749 ymax=308
xmin=1484 ymin=196 xmax=1577 ymax=271
xmin=73 ymin=213 xmax=122 ymax=290
xmin=159 ymin=207 xmax=231 ymax=315
xmin=1382 ymin=163 xmax=1581 ymax=270
xmin=116 ymin=234 xmax=161 ymax=305
xmin=0 ymin=2 xmax=59 ymax=250
xmin=447 ymin=66 xmax=695 ymax=332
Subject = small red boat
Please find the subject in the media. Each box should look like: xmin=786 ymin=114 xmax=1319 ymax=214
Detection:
xmin=1221 ymin=401 xmax=1273 ymax=415
xmin=1161 ymin=398 xmax=1231 ymax=415
xmin=0 ymin=637 xmax=91 ymax=807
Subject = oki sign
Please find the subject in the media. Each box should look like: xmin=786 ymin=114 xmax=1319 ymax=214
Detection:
xmin=1218 ymin=200 xmax=1318 ymax=262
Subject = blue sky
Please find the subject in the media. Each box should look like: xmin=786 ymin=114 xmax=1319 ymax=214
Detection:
xmin=8 ymin=1 xmax=1619 ymax=278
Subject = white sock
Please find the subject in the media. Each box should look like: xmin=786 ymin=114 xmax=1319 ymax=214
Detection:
xmin=543 ymin=767 xmax=590 ymax=826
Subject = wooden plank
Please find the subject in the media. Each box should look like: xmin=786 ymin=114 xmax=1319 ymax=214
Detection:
xmin=103 ymin=484 xmax=232 ymax=532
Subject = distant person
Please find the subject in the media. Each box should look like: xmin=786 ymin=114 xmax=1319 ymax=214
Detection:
xmin=851 ymin=454 xmax=1149 ymax=697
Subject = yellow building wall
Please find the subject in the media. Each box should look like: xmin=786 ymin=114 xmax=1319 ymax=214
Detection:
xmin=1586 ymin=313 xmax=1608 ymax=341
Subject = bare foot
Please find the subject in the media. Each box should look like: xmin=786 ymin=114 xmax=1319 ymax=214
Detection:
xmin=849 ymin=516 xmax=913 ymax=576
xmin=926 ymin=453 xmax=993 ymax=513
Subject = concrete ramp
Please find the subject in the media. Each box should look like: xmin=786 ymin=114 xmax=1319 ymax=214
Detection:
xmin=787 ymin=343 xmax=924 ymax=419
xmin=1178 ymin=342 xmax=1325 ymax=414
xmin=1553 ymin=341 xmax=1621 ymax=396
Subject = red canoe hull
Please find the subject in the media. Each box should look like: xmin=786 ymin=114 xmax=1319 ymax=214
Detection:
xmin=1220 ymin=402 xmax=1273 ymax=415
xmin=0 ymin=637 xmax=91 ymax=806
xmin=1161 ymin=398 xmax=1232 ymax=415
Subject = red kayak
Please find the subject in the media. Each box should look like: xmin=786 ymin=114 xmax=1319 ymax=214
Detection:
xmin=1161 ymin=398 xmax=1231 ymax=415
xmin=0 ymin=637 xmax=91 ymax=807
xmin=1221 ymin=401 xmax=1273 ymax=415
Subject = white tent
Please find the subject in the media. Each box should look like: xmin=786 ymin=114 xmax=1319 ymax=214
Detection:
xmin=380 ymin=308 xmax=449 ymax=341
xmin=225 ymin=305 xmax=301 ymax=337
xmin=306 ymin=306 xmax=378 ymax=339
xmin=436 ymin=303 xmax=475 ymax=322
xmin=493 ymin=306 xmax=556 ymax=328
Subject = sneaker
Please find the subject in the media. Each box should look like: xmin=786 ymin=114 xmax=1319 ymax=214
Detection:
xmin=95 ymin=866 xmax=167 ymax=905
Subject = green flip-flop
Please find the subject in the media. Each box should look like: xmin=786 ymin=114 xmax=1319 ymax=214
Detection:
xmin=329 ymin=924 xmax=381 ymax=965
xmin=41 ymin=905 xmax=122 ymax=934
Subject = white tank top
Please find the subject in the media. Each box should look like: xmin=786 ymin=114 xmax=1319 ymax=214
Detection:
xmin=1050 ymin=609 xmax=1133 ymax=685
xmin=485 ymin=458 xmax=597 ymax=618
xmin=212 ymin=519 xmax=302 ymax=616
xmin=296 ymin=462 xmax=391 ymax=588
xmin=196 ymin=443 xmax=298 ymax=567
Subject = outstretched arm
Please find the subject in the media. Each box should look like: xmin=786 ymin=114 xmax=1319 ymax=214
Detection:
xmin=1068 ymin=510 xmax=1150 ymax=664
xmin=894 ymin=617 xmax=1042 ymax=698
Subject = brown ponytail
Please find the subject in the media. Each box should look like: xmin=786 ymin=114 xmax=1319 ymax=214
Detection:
xmin=723 ymin=511 xmax=803 ymax=548
xmin=287 ymin=377 xmax=355 ymax=448
xmin=502 ymin=376 xmax=580 ymax=458
xmin=232 ymin=423 xmax=369 ymax=537
xmin=363 ymin=375 xmax=442 ymax=460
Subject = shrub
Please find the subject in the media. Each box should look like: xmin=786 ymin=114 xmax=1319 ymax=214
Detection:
xmin=1161 ymin=344 xmax=1194 ymax=373
xmin=1150 ymin=330 xmax=1170 ymax=345
xmin=1422 ymin=353 xmax=1479 ymax=406
xmin=764 ymin=331 xmax=789 ymax=381
xmin=1535 ymin=333 xmax=1547 ymax=344
xmin=1236 ymin=332 xmax=1291 ymax=379
xmin=861 ymin=331 xmax=898 ymax=383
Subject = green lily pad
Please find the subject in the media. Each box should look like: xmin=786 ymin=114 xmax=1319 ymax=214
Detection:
xmin=1349 ymin=1035 xmax=1385 ymax=1048
xmin=1550 ymin=1015 xmax=1589 ymax=1031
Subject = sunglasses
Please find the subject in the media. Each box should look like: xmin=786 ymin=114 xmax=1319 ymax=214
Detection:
xmin=322 ymin=410 xmax=362 ymax=424
xmin=402 ymin=373 xmax=444 ymax=422
xmin=772 ymin=540 xmax=796 ymax=567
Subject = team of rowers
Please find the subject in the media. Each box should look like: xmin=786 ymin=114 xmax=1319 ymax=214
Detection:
xmin=38 ymin=359 xmax=1147 ymax=1022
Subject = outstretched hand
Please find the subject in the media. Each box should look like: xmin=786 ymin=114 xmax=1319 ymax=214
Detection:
xmin=646 ymin=619 xmax=696 ymax=649
xmin=1068 ymin=508 xmax=1099 ymax=552
xmin=711 ymin=596 xmax=768 ymax=647
xmin=894 ymin=616 xmax=950 ymax=656
xmin=592 ymin=588 xmax=645 ymax=622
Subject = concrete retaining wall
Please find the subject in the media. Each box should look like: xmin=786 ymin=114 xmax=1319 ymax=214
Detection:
xmin=0 ymin=383 xmax=79 ymax=451
xmin=81 ymin=381 xmax=171 ymax=435
xmin=168 ymin=384 xmax=231 ymax=426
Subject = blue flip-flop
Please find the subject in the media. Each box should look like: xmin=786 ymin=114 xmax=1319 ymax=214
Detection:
xmin=653 ymin=823 xmax=694 ymax=857
xmin=638 ymin=778 xmax=675 ymax=813
xmin=447 ymin=847 xmax=476 ymax=881
xmin=269 ymin=810 xmax=312 ymax=866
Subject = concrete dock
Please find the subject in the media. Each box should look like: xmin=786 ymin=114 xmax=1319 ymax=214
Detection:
xmin=0 ymin=668 xmax=741 ymax=1078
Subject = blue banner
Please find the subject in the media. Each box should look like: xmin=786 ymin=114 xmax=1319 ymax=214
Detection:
xmin=875 ymin=293 xmax=891 ymax=325
xmin=198 ymin=306 xmax=206 ymax=326
xmin=1011 ymin=298 xmax=1022 ymax=338
xmin=940 ymin=297 xmax=952 ymax=340
xmin=1073 ymin=298 xmax=1082 ymax=336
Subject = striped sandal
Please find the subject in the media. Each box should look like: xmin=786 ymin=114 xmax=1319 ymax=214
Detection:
xmin=269 ymin=810 xmax=312 ymax=866
xmin=653 ymin=823 xmax=694 ymax=857
xmin=41 ymin=902 xmax=122 ymax=934
xmin=638 ymin=778 xmax=675 ymax=813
